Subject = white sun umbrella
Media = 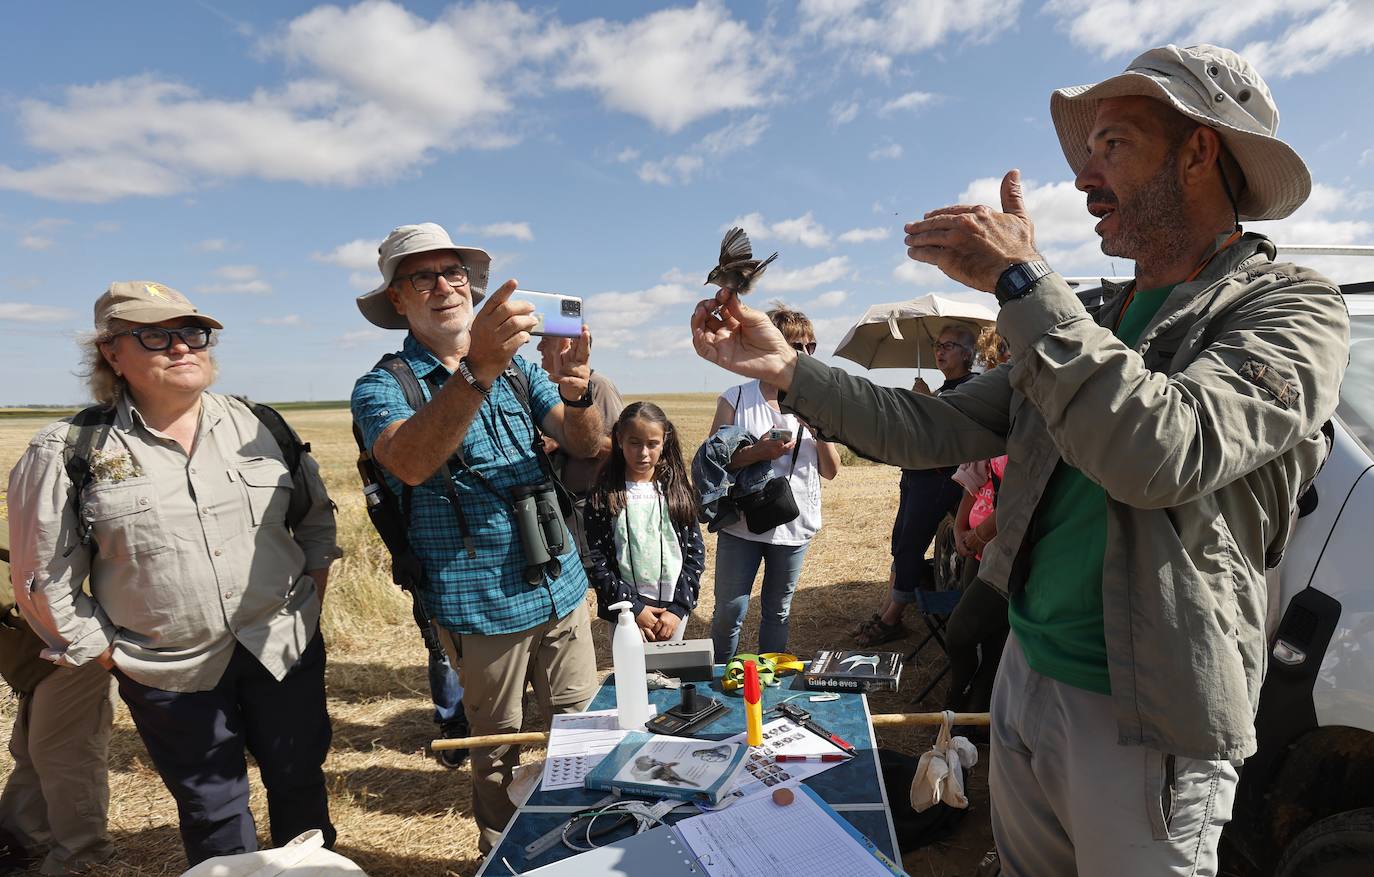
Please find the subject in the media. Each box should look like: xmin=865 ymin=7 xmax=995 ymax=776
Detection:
xmin=833 ymin=293 xmax=1000 ymax=370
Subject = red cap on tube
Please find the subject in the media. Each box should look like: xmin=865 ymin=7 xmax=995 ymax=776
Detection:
xmin=743 ymin=659 xmax=760 ymax=704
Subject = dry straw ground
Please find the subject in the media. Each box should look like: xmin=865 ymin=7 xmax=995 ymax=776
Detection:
xmin=0 ymin=395 xmax=992 ymax=876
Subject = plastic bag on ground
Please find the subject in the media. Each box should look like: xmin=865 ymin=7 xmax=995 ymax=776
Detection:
xmin=910 ymin=710 xmax=979 ymax=813
xmin=180 ymin=830 xmax=367 ymax=877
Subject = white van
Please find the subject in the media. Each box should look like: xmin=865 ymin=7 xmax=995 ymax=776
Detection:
xmin=1220 ymin=282 xmax=1374 ymax=875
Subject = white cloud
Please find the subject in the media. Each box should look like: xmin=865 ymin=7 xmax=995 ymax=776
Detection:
xmin=1042 ymin=0 xmax=1372 ymax=77
xmin=1243 ymin=2 xmax=1374 ymax=78
xmin=638 ymin=114 xmax=768 ymax=185
xmin=259 ymin=314 xmax=304 ymax=326
xmin=809 ymin=290 xmax=850 ymax=308
xmin=869 ymin=142 xmax=903 ymax=161
xmin=197 ymin=264 xmax=271 ymax=295
xmin=624 ymin=326 xmax=694 ymax=360
xmin=461 ymin=221 xmax=534 ymax=242
xmin=557 ymin=3 xmax=784 ymax=133
xmin=660 ymin=266 xmax=701 ymax=284
xmin=1252 ymin=181 xmax=1374 ymax=245
xmin=314 ymin=238 xmax=378 ymax=271
xmin=758 ymin=256 xmax=851 ymax=292
xmin=19 ymin=235 xmax=54 ymax=251
xmin=830 ymin=99 xmax=860 ymax=126
xmin=195 ymin=238 xmax=229 ymax=252
xmin=0 ymin=302 xmax=78 ymax=322
xmin=857 ymin=52 xmax=893 ymax=78
xmin=799 ymin=0 xmax=1021 ymax=56
xmin=727 ymin=212 xmax=831 ymax=248
xmin=0 ymin=2 xmax=562 ymax=202
xmin=878 ymin=90 xmax=937 ymax=116
xmin=839 ymin=226 xmax=890 ymax=243
xmin=584 ymin=283 xmax=696 ymax=335
xmin=614 ymin=147 xmax=640 ymax=163
xmin=338 ymin=327 xmax=389 ymax=348
xmin=893 ymin=258 xmax=952 ymax=288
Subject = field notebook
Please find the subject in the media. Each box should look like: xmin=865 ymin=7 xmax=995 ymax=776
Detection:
xmin=526 ymin=784 xmax=907 ymax=877
xmin=582 ymin=732 xmax=748 ymax=806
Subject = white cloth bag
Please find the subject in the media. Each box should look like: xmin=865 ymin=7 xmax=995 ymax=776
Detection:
xmin=909 ymin=710 xmax=979 ymax=812
xmin=181 ymin=831 xmax=367 ymax=877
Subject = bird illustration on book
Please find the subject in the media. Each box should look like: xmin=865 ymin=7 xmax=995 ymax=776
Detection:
xmin=632 ymin=755 xmax=691 ymax=786
xmin=706 ymin=227 xmax=778 ymax=297
xmin=839 ymin=654 xmax=880 ymax=674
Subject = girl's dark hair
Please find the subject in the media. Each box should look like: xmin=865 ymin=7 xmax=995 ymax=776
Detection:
xmin=592 ymin=401 xmax=698 ymax=529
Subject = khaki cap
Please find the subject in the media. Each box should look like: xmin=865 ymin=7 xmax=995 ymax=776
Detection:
xmin=1050 ymin=43 xmax=1310 ymax=221
xmin=355 ymin=222 xmax=492 ymax=329
xmin=94 ymin=281 xmax=223 ymax=333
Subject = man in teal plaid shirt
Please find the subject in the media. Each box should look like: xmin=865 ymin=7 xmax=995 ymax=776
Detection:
xmin=351 ymin=223 xmax=604 ymax=853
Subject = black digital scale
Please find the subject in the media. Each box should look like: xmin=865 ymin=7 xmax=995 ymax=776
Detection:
xmin=645 ymin=683 xmax=728 ymax=736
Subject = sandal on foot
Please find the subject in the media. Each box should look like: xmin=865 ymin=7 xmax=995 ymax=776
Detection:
xmin=854 ymin=617 xmax=910 ymax=647
xmin=849 ymin=613 xmax=883 ymax=639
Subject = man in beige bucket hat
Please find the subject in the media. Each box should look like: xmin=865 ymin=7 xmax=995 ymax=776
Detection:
xmin=691 ymin=44 xmax=1349 ymax=874
xmin=350 ymin=222 xmax=604 ymax=852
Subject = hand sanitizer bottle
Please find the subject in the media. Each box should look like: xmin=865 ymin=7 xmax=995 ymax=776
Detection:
xmin=607 ymin=601 xmax=649 ymax=730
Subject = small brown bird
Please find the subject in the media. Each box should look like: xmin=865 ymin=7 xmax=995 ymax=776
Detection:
xmin=705 ymin=227 xmax=778 ymax=295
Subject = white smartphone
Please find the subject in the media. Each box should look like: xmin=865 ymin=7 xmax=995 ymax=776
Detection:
xmin=767 ymin=427 xmax=793 ymax=442
xmin=511 ymin=289 xmax=583 ymax=338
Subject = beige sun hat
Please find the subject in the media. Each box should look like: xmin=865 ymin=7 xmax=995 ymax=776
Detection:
xmin=1050 ymin=44 xmax=1310 ymax=221
xmin=94 ymin=281 xmax=223 ymax=333
xmin=356 ymin=222 xmax=492 ymax=329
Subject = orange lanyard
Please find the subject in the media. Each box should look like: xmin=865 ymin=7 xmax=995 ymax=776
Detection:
xmin=1114 ymin=229 xmax=1243 ymax=331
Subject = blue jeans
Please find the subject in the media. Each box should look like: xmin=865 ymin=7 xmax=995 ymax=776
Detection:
xmin=710 ymin=531 xmax=811 ymax=660
xmin=428 ymin=648 xmax=465 ymax=728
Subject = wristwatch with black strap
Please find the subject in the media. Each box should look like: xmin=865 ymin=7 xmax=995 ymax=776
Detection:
xmin=559 ymin=384 xmax=594 ymax=408
xmin=995 ymin=259 xmax=1054 ymax=306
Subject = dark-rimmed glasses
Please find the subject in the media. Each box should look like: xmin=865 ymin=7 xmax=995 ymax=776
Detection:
xmin=933 ymin=340 xmax=967 ymax=353
xmin=398 ymin=264 xmax=470 ymax=293
xmin=114 ymin=326 xmax=214 ymax=351
xmin=790 ymin=341 xmax=818 ymax=355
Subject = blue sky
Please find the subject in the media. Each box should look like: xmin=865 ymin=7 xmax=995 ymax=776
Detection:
xmin=1 ymin=1 xmax=1372 ymax=405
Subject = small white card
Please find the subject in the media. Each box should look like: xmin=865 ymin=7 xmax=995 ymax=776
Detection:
xmin=540 ymin=707 xmax=659 ymax=791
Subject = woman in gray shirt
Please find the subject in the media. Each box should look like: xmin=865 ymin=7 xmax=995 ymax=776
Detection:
xmin=8 ymin=281 xmax=342 ymax=867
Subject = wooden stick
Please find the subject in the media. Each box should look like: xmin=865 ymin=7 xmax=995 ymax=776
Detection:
xmin=431 ymin=711 xmax=991 ymax=751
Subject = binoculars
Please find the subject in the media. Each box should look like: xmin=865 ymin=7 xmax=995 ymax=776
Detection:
xmin=511 ymin=481 xmax=569 ymax=585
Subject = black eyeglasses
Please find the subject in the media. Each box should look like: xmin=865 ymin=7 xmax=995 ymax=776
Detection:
xmin=790 ymin=341 xmax=818 ymax=355
xmin=933 ymin=341 xmax=967 ymax=353
xmin=398 ymin=264 xmax=470 ymax=293
xmin=115 ymin=326 xmax=214 ymax=351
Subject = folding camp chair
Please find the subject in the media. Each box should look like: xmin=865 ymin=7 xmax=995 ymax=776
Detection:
xmin=905 ymin=513 xmax=967 ymax=703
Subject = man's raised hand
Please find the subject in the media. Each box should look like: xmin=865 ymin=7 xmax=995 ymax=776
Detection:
xmin=551 ymin=325 xmax=592 ymax=402
xmin=904 ymin=169 xmax=1041 ymax=293
xmin=466 ymin=280 xmax=537 ymax=384
xmin=691 ymin=288 xmax=799 ymax=391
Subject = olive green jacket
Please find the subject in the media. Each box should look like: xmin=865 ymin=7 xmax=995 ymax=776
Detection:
xmin=785 ymin=233 xmax=1349 ymax=760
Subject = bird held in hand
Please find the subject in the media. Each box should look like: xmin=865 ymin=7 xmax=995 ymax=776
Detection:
xmin=706 ymin=227 xmax=778 ymax=295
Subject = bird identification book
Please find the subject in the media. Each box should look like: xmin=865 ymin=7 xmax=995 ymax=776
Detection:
xmin=582 ymin=732 xmax=748 ymax=805
xmin=805 ymin=649 xmax=904 ymax=692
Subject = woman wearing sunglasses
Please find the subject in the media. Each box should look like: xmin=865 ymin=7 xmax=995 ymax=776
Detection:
xmin=7 ymin=282 xmax=341 ymax=867
xmin=706 ymin=305 xmax=841 ymax=662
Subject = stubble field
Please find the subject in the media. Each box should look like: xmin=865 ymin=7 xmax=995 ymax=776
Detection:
xmin=0 ymin=395 xmax=992 ymax=876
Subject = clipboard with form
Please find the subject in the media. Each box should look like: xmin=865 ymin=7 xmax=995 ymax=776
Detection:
xmin=524 ymin=784 xmax=907 ymax=877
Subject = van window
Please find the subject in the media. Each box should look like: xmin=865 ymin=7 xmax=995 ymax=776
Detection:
xmin=1338 ymin=314 xmax=1373 ymax=453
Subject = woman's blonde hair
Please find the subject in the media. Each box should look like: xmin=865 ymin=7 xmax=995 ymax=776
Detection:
xmin=975 ymin=326 xmax=1009 ymax=370
xmin=80 ymin=319 xmax=219 ymax=408
xmin=765 ymin=302 xmax=815 ymax=345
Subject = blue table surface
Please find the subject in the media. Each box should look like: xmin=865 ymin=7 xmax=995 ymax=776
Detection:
xmin=480 ymin=668 xmax=898 ymax=875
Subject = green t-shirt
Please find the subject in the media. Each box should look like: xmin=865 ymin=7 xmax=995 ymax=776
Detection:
xmin=1008 ymin=284 xmax=1175 ymax=694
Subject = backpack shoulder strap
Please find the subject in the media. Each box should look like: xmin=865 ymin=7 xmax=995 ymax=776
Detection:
xmin=377 ymin=353 xmax=428 ymax=413
xmin=63 ymin=405 xmax=117 ymax=550
xmin=233 ymin=396 xmax=316 ymax=532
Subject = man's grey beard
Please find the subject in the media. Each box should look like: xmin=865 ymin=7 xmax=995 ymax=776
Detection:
xmin=1100 ymin=150 xmax=1193 ymax=271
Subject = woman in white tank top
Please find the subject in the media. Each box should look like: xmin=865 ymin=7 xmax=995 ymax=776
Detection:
xmin=706 ymin=307 xmax=842 ymax=660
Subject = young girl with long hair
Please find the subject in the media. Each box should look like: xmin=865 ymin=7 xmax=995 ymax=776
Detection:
xmin=586 ymin=402 xmax=705 ymax=642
